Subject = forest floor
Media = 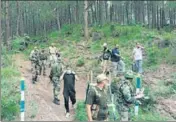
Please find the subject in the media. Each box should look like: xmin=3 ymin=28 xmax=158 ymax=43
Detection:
xmin=143 ymin=64 xmax=176 ymax=120
xmin=13 ymin=50 xmax=176 ymax=121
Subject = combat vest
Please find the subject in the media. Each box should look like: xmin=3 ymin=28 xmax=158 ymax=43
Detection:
xmin=115 ymin=79 xmax=134 ymax=105
xmin=39 ymin=51 xmax=47 ymax=60
xmin=30 ymin=50 xmax=39 ymax=62
xmin=103 ymin=48 xmax=111 ymax=60
xmin=51 ymin=62 xmax=62 ymax=77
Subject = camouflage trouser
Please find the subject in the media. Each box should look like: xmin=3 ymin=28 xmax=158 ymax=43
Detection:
xmin=117 ymin=104 xmax=131 ymax=121
xmin=32 ymin=62 xmax=40 ymax=83
xmin=101 ymin=60 xmax=110 ymax=74
xmin=39 ymin=60 xmax=47 ymax=75
xmin=49 ymin=54 xmax=57 ymax=67
xmin=31 ymin=61 xmax=35 ymax=72
xmin=52 ymin=77 xmax=61 ymax=100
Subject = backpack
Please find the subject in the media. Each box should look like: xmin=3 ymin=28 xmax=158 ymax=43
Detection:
xmin=40 ymin=52 xmax=47 ymax=60
xmin=103 ymin=49 xmax=111 ymax=60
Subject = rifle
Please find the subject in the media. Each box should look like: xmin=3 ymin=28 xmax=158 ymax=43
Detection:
xmin=85 ymin=70 xmax=92 ymax=103
xmin=107 ymin=72 xmax=118 ymax=121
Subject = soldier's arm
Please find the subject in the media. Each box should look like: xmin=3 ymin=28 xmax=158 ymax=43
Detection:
xmin=85 ymin=90 xmax=95 ymax=121
xmin=121 ymin=84 xmax=136 ymax=104
xmin=75 ymin=74 xmax=79 ymax=81
xmin=86 ymin=104 xmax=93 ymax=121
xmin=59 ymin=70 xmax=66 ymax=81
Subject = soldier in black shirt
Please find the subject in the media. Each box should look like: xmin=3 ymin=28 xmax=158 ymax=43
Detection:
xmin=102 ymin=43 xmax=111 ymax=74
xmin=60 ymin=65 xmax=79 ymax=118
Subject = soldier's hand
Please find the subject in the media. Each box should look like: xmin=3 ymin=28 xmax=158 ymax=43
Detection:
xmin=135 ymin=92 xmax=144 ymax=99
xmin=136 ymin=100 xmax=142 ymax=105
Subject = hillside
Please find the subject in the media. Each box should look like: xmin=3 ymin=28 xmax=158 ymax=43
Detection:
xmin=2 ymin=24 xmax=176 ymax=121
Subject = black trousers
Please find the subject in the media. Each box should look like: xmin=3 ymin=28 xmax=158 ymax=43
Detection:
xmin=64 ymin=91 xmax=76 ymax=113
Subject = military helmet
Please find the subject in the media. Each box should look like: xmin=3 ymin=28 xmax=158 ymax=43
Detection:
xmin=96 ymin=74 xmax=109 ymax=83
xmin=125 ymin=70 xmax=134 ymax=79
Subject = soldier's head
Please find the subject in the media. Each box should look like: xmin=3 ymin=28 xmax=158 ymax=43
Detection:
xmin=41 ymin=49 xmax=45 ymax=53
xmin=96 ymin=74 xmax=109 ymax=87
xmin=115 ymin=44 xmax=119 ymax=49
xmin=116 ymin=72 xmax=125 ymax=80
xmin=103 ymin=43 xmax=107 ymax=48
xmin=51 ymin=43 xmax=55 ymax=47
xmin=136 ymin=42 xmax=140 ymax=48
xmin=125 ymin=70 xmax=134 ymax=81
xmin=113 ymin=77 xmax=120 ymax=83
xmin=34 ymin=46 xmax=38 ymax=50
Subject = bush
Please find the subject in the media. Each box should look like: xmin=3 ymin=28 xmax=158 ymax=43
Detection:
xmin=1 ymin=77 xmax=20 ymax=120
xmin=75 ymin=101 xmax=87 ymax=121
xmin=1 ymin=52 xmax=21 ymax=121
xmin=76 ymin=57 xmax=85 ymax=67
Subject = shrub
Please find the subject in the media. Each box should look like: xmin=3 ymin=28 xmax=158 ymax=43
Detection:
xmin=75 ymin=101 xmax=87 ymax=121
xmin=76 ymin=57 xmax=85 ymax=67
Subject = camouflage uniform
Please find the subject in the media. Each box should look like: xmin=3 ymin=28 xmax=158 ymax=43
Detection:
xmin=111 ymin=73 xmax=138 ymax=121
xmin=49 ymin=59 xmax=63 ymax=105
xmin=49 ymin=43 xmax=58 ymax=67
xmin=29 ymin=48 xmax=40 ymax=84
xmin=39 ymin=49 xmax=47 ymax=76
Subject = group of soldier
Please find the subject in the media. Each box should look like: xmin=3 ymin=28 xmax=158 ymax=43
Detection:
xmin=29 ymin=43 xmax=78 ymax=118
xmin=85 ymin=42 xmax=145 ymax=121
xmin=29 ymin=41 xmax=145 ymax=120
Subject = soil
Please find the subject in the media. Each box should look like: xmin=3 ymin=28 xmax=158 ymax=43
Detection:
xmin=143 ymin=64 xmax=176 ymax=120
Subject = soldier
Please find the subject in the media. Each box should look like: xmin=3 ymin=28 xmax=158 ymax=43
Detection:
xmin=49 ymin=58 xmax=63 ymax=105
xmin=29 ymin=46 xmax=40 ymax=84
xmin=48 ymin=43 xmax=58 ymax=67
xmin=111 ymin=72 xmax=144 ymax=121
xmin=86 ymin=74 xmax=109 ymax=121
xmin=59 ymin=65 xmax=79 ymax=118
xmin=39 ymin=48 xmax=47 ymax=76
xmin=102 ymin=43 xmax=111 ymax=75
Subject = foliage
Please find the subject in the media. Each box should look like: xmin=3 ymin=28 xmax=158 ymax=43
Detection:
xmin=1 ymin=73 xmax=20 ymax=120
xmin=132 ymin=108 xmax=168 ymax=121
xmin=76 ymin=56 xmax=85 ymax=67
xmin=75 ymin=101 xmax=87 ymax=121
xmin=1 ymin=50 xmax=21 ymax=120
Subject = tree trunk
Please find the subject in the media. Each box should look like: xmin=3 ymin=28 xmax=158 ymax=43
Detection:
xmin=56 ymin=8 xmax=61 ymax=30
xmin=16 ymin=1 xmax=20 ymax=36
xmin=5 ymin=1 xmax=10 ymax=49
xmin=84 ymin=0 xmax=89 ymax=41
xmin=76 ymin=0 xmax=79 ymax=24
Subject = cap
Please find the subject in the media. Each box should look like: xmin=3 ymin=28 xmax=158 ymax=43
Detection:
xmin=96 ymin=74 xmax=109 ymax=83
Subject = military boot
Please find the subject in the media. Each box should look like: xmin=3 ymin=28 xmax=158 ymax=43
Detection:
xmin=53 ymin=98 xmax=60 ymax=105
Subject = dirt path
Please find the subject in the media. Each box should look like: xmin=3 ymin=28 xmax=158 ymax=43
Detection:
xmin=14 ymin=54 xmax=87 ymax=121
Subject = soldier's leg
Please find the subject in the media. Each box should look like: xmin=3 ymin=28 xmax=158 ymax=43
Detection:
xmin=69 ymin=91 xmax=76 ymax=106
xmin=52 ymin=80 xmax=60 ymax=105
xmin=31 ymin=62 xmax=35 ymax=72
xmin=32 ymin=64 xmax=37 ymax=84
xmin=43 ymin=60 xmax=46 ymax=76
xmin=112 ymin=62 xmax=118 ymax=77
xmin=118 ymin=60 xmax=125 ymax=73
xmin=64 ymin=93 xmax=70 ymax=113
xmin=120 ymin=111 xmax=129 ymax=121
